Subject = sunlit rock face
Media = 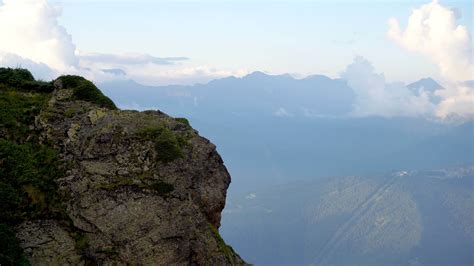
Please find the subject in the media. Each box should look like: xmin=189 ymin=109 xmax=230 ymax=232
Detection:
xmin=0 ymin=70 xmax=245 ymax=265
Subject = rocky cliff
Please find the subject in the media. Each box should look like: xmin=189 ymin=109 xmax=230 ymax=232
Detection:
xmin=0 ymin=68 xmax=246 ymax=265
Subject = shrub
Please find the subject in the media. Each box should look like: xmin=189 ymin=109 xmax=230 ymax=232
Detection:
xmin=175 ymin=117 xmax=191 ymax=128
xmin=58 ymin=75 xmax=117 ymax=109
xmin=136 ymin=124 xmax=164 ymax=140
xmin=154 ymin=128 xmax=184 ymax=163
xmin=0 ymin=91 xmax=48 ymax=141
xmin=0 ymin=140 xmax=64 ymax=223
xmin=74 ymin=233 xmax=90 ymax=252
xmin=150 ymin=181 xmax=174 ymax=197
xmin=0 ymin=68 xmax=34 ymax=84
xmin=136 ymin=125 xmax=185 ymax=163
xmin=0 ymin=182 xmax=21 ymax=223
xmin=0 ymin=224 xmax=30 ymax=266
xmin=0 ymin=68 xmax=53 ymax=93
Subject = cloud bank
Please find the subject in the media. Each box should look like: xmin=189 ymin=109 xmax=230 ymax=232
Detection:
xmin=388 ymin=0 xmax=473 ymax=119
xmin=340 ymin=56 xmax=434 ymax=118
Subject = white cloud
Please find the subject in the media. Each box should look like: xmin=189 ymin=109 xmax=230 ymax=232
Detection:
xmin=0 ymin=52 xmax=56 ymax=80
xmin=120 ymin=64 xmax=247 ymax=86
xmin=435 ymin=82 xmax=474 ymax=120
xmin=245 ymin=193 xmax=257 ymax=200
xmin=340 ymin=56 xmax=435 ymax=118
xmin=274 ymin=107 xmax=294 ymax=118
xmin=0 ymin=0 xmax=78 ymax=72
xmin=77 ymin=51 xmax=188 ymax=66
xmin=0 ymin=0 xmax=246 ymax=85
xmin=388 ymin=0 xmax=474 ymax=119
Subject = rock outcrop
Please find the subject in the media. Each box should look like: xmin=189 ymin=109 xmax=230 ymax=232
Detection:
xmin=0 ymin=70 xmax=245 ymax=265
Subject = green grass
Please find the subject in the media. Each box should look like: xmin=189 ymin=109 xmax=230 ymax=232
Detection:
xmin=0 ymin=68 xmax=53 ymax=93
xmin=209 ymin=224 xmax=239 ymax=264
xmin=58 ymin=75 xmax=117 ymax=109
xmin=0 ymin=69 xmax=123 ymax=264
xmin=0 ymin=91 xmax=49 ymax=142
xmin=0 ymin=140 xmax=65 ymax=224
xmin=136 ymin=125 xmax=185 ymax=163
xmin=175 ymin=117 xmax=191 ymax=128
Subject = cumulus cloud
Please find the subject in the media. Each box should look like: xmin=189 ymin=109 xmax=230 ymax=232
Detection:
xmin=388 ymin=0 xmax=474 ymax=119
xmin=0 ymin=52 xmax=56 ymax=80
xmin=340 ymin=57 xmax=435 ymax=117
xmin=435 ymin=82 xmax=474 ymax=120
xmin=0 ymin=0 xmax=78 ymax=73
xmin=0 ymin=0 xmax=245 ymax=85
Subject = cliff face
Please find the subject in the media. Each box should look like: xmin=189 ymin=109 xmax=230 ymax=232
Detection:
xmin=0 ymin=69 xmax=245 ymax=265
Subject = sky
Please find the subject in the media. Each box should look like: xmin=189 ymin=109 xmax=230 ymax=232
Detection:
xmin=0 ymin=0 xmax=473 ymax=119
xmin=47 ymin=0 xmax=472 ymax=83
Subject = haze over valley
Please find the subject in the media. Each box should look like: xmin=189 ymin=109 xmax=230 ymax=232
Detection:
xmin=1 ymin=0 xmax=473 ymax=265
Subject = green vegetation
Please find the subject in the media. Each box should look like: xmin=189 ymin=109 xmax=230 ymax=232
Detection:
xmin=95 ymin=176 xmax=135 ymax=191
xmin=0 ymin=68 xmax=68 ymax=265
xmin=136 ymin=124 xmax=185 ymax=163
xmin=96 ymin=247 xmax=119 ymax=256
xmin=154 ymin=128 xmax=184 ymax=163
xmin=0 ymin=140 xmax=65 ymax=223
xmin=0 ymin=224 xmax=30 ymax=266
xmin=209 ymin=224 xmax=239 ymax=264
xmin=58 ymin=75 xmax=117 ymax=110
xmin=74 ymin=233 xmax=90 ymax=252
xmin=0 ymin=68 xmax=53 ymax=93
xmin=150 ymin=180 xmax=174 ymax=197
xmin=0 ymin=91 xmax=49 ymax=142
xmin=95 ymin=174 xmax=174 ymax=198
xmin=175 ymin=117 xmax=191 ymax=128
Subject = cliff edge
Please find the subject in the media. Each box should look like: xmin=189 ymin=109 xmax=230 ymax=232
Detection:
xmin=0 ymin=68 xmax=246 ymax=265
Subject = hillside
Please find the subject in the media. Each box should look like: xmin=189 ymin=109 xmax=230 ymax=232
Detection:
xmin=222 ymin=167 xmax=474 ymax=265
xmin=0 ymin=68 xmax=246 ymax=265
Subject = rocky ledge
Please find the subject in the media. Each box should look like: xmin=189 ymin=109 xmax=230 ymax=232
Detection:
xmin=0 ymin=69 xmax=246 ymax=265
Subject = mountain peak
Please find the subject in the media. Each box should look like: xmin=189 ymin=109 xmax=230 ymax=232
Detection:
xmin=407 ymin=77 xmax=443 ymax=92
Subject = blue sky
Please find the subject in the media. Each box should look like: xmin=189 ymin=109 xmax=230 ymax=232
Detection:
xmin=49 ymin=0 xmax=472 ymax=82
xmin=0 ymin=0 xmax=472 ymax=117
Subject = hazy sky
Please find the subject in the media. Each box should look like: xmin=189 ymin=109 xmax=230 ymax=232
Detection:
xmin=0 ymin=0 xmax=472 ymax=118
xmin=47 ymin=0 xmax=472 ymax=82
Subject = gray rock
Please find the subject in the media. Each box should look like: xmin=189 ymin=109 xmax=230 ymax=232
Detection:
xmin=16 ymin=80 xmax=246 ymax=265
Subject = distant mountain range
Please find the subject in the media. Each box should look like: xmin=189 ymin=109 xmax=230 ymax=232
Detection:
xmin=99 ymin=74 xmax=473 ymax=193
xmin=99 ymin=73 xmax=474 ymax=265
xmin=100 ymin=72 xmax=445 ymax=119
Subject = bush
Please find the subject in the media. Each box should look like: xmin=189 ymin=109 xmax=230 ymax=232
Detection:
xmin=136 ymin=124 xmax=164 ymax=140
xmin=175 ymin=117 xmax=191 ymax=128
xmin=58 ymin=75 xmax=117 ymax=109
xmin=154 ymin=128 xmax=184 ymax=163
xmin=0 ymin=224 xmax=30 ymax=266
xmin=0 ymin=182 xmax=21 ymax=222
xmin=0 ymin=91 xmax=48 ymax=141
xmin=136 ymin=125 xmax=185 ymax=163
xmin=150 ymin=181 xmax=174 ymax=197
xmin=0 ymin=68 xmax=34 ymax=84
xmin=0 ymin=68 xmax=53 ymax=93
xmin=0 ymin=140 xmax=64 ymax=223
